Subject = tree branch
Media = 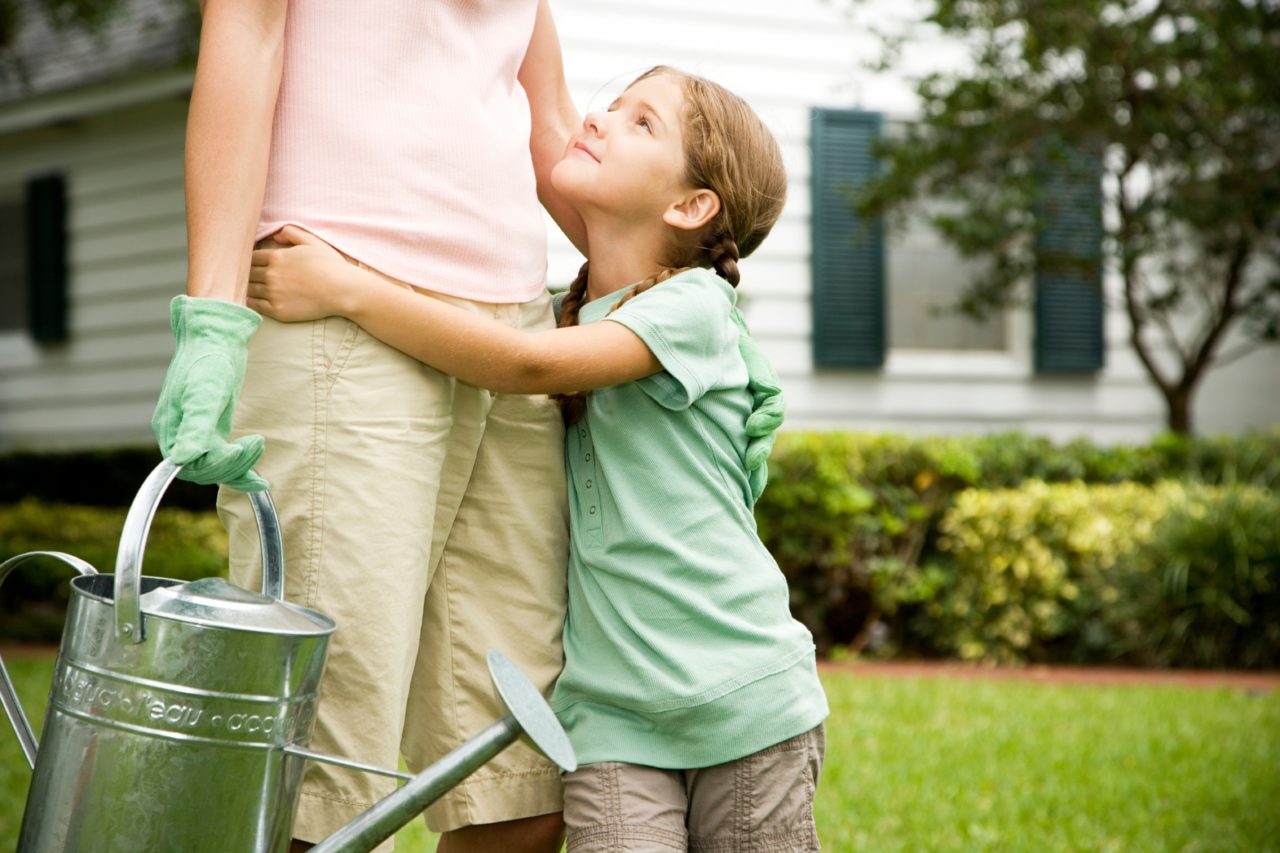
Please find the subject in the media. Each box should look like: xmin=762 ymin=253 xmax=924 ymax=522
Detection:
xmin=1117 ymin=156 xmax=1173 ymax=395
xmin=1210 ymin=340 xmax=1268 ymax=370
xmin=1138 ymin=266 xmax=1192 ymax=367
xmin=1184 ymin=238 xmax=1252 ymax=389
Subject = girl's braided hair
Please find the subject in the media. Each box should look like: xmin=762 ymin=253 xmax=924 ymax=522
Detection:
xmin=552 ymin=67 xmax=787 ymax=425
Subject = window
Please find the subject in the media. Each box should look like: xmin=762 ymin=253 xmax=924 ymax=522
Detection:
xmin=887 ymin=214 xmax=1006 ymax=351
xmin=809 ymin=109 xmax=1102 ymax=370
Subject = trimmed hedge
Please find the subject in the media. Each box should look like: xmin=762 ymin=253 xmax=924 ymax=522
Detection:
xmin=0 ymin=500 xmax=228 ymax=642
xmin=900 ymin=481 xmax=1280 ymax=668
xmin=920 ymin=480 xmax=1171 ymax=663
xmin=755 ymin=429 xmax=1280 ymax=667
xmin=1122 ymin=484 xmax=1280 ymax=669
xmin=2 ymin=430 xmax=1276 ymax=511
xmin=3 ymin=430 xmax=1278 ymax=666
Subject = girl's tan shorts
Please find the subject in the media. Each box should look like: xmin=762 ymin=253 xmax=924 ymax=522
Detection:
xmin=563 ymin=724 xmax=826 ymax=852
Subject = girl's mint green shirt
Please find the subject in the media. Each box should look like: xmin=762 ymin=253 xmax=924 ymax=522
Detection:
xmin=550 ymin=268 xmax=828 ymax=769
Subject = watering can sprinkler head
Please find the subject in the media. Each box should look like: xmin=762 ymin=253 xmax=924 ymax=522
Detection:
xmin=309 ymin=650 xmax=576 ymax=853
xmin=488 ymin=649 xmax=577 ymax=775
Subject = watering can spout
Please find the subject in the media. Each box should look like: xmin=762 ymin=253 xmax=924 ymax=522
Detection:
xmin=309 ymin=650 xmax=575 ymax=853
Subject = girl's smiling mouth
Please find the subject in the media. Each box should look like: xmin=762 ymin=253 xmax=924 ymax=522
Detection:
xmin=572 ymin=141 xmax=600 ymax=162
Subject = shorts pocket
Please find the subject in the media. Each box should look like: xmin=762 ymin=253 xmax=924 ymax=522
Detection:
xmin=316 ymin=316 xmax=360 ymax=379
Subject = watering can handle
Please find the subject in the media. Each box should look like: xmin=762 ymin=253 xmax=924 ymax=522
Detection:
xmin=0 ymin=551 xmax=98 ymax=768
xmin=114 ymin=459 xmax=284 ymax=644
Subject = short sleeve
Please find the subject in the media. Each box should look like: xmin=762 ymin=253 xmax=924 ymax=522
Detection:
xmin=605 ymin=269 xmax=736 ymax=409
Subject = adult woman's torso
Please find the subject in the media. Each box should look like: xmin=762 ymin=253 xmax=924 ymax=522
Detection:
xmin=257 ymin=0 xmax=548 ymax=302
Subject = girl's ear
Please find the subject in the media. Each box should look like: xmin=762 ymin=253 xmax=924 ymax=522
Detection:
xmin=663 ymin=189 xmax=721 ymax=232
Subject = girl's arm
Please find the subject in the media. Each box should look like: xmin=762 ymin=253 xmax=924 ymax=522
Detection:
xmin=247 ymin=227 xmax=660 ymax=395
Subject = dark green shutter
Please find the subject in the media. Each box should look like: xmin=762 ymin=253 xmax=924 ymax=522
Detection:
xmin=0 ymin=196 xmax=25 ymax=334
xmin=1034 ymin=150 xmax=1103 ymax=372
xmin=26 ymin=173 xmax=68 ymax=344
xmin=811 ymin=109 xmax=885 ymax=368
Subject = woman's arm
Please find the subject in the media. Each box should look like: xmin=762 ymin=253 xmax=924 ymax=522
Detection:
xmin=519 ymin=0 xmax=588 ymax=255
xmin=247 ymin=227 xmax=659 ymax=395
xmin=186 ymin=0 xmax=287 ymax=302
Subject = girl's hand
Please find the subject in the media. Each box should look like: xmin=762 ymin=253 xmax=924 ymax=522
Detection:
xmin=247 ymin=226 xmax=352 ymax=322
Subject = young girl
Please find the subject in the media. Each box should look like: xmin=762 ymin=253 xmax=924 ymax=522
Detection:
xmin=248 ymin=66 xmax=828 ymax=852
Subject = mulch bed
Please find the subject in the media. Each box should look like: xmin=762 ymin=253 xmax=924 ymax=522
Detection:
xmin=5 ymin=644 xmax=1277 ymax=691
xmin=820 ymin=659 xmax=1280 ymax=691
xmin=0 ymin=644 xmax=60 ymax=660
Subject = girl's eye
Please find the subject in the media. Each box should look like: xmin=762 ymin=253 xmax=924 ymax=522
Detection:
xmin=638 ymin=116 xmax=652 ymax=133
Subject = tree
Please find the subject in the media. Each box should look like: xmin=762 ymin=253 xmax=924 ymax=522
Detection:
xmin=854 ymin=0 xmax=1280 ymax=433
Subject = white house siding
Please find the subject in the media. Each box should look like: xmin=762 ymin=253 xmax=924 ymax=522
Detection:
xmin=552 ymin=0 xmax=1278 ymax=441
xmin=0 ymin=0 xmax=1275 ymax=452
xmin=0 ymin=99 xmax=187 ymax=451
xmin=1194 ymin=339 xmax=1280 ymax=434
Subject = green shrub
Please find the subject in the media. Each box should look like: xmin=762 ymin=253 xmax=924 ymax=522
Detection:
xmin=923 ymin=481 xmax=1170 ymax=663
xmin=1143 ymin=430 xmax=1280 ymax=489
xmin=869 ymin=480 xmax=1280 ymax=669
xmin=757 ymin=433 xmax=975 ymax=653
xmin=1119 ymin=485 xmax=1280 ymax=669
xmin=757 ymin=429 xmax=1280 ymax=659
xmin=0 ymin=500 xmax=228 ymax=641
xmin=5 ymin=429 xmax=1278 ymax=664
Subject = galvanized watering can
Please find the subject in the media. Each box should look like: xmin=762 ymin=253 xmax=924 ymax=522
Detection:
xmin=0 ymin=460 xmax=575 ymax=853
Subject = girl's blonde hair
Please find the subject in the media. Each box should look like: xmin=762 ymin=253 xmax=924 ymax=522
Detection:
xmin=554 ymin=66 xmax=787 ymax=425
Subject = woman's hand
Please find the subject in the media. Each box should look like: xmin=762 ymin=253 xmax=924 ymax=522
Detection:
xmin=247 ymin=225 xmax=353 ymax=322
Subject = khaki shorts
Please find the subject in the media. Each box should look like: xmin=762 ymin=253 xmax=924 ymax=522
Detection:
xmin=218 ymin=253 xmax=569 ymax=846
xmin=563 ymin=725 xmax=826 ymax=852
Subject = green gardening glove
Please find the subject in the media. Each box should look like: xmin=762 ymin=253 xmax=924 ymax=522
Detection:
xmin=151 ymin=296 xmax=268 ymax=492
xmin=733 ymin=308 xmax=785 ymax=503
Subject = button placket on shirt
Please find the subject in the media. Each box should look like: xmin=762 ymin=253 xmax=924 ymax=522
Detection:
xmin=577 ymin=423 xmax=603 ymax=547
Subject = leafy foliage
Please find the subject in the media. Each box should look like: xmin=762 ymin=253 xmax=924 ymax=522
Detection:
xmin=0 ymin=447 xmax=218 ymax=511
xmin=0 ymin=499 xmax=228 ymax=641
xmin=4 ymin=433 xmax=1279 ymax=668
xmin=853 ymin=0 xmax=1280 ymax=432
xmin=928 ymin=480 xmax=1168 ymax=663
xmin=1121 ymin=483 xmax=1280 ymax=668
xmin=757 ymin=432 xmax=959 ymax=653
xmin=755 ymin=429 xmax=1280 ymax=666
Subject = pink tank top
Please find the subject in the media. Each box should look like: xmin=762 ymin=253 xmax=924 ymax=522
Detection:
xmin=256 ymin=0 xmax=547 ymax=302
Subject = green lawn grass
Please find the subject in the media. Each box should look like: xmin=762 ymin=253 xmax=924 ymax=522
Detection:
xmin=2 ymin=654 xmax=1277 ymax=851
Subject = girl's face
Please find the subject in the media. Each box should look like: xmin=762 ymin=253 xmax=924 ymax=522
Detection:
xmin=551 ymin=74 xmax=693 ymax=222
